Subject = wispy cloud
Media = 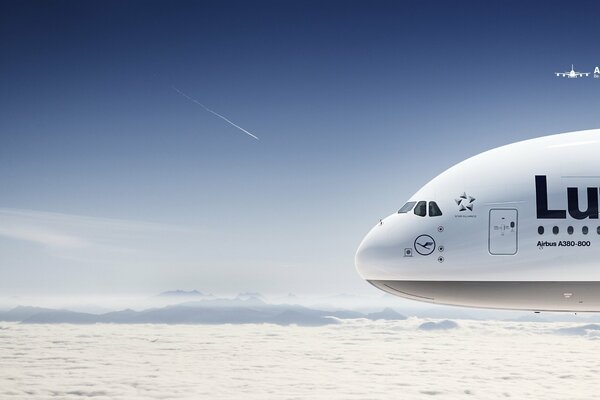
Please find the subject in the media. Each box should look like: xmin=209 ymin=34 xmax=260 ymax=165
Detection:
xmin=0 ymin=208 xmax=194 ymax=259
xmin=0 ymin=225 xmax=87 ymax=249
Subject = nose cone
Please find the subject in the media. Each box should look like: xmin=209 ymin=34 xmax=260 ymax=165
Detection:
xmin=355 ymin=215 xmax=407 ymax=281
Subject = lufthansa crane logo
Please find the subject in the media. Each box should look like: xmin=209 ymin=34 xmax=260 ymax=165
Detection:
xmin=456 ymin=192 xmax=476 ymax=212
xmin=414 ymin=234 xmax=436 ymax=256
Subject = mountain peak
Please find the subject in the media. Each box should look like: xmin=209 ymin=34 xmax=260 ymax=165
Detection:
xmin=366 ymin=307 xmax=407 ymax=321
xmin=235 ymin=292 xmax=266 ymax=302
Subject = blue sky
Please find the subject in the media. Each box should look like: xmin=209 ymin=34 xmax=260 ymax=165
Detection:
xmin=1 ymin=0 xmax=600 ymax=296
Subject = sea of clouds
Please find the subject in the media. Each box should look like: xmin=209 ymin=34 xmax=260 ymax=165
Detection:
xmin=1 ymin=319 xmax=599 ymax=399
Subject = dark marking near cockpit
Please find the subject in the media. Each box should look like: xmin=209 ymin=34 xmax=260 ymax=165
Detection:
xmin=414 ymin=234 xmax=436 ymax=256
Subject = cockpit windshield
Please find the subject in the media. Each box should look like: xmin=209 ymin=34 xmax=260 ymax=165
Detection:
xmin=398 ymin=201 xmax=416 ymax=213
xmin=414 ymin=201 xmax=427 ymax=217
xmin=429 ymin=201 xmax=443 ymax=217
xmin=398 ymin=200 xmax=443 ymax=217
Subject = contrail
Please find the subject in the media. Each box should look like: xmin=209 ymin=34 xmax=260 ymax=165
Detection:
xmin=171 ymin=86 xmax=259 ymax=141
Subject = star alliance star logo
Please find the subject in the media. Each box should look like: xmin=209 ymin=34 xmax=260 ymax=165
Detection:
xmin=455 ymin=192 xmax=476 ymax=212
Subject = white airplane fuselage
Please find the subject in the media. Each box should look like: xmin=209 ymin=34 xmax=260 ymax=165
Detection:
xmin=355 ymin=129 xmax=600 ymax=311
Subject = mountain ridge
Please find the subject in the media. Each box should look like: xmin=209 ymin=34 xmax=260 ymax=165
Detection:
xmin=0 ymin=297 xmax=407 ymax=326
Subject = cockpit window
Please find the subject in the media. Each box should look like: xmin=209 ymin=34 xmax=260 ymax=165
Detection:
xmin=398 ymin=201 xmax=416 ymax=213
xmin=428 ymin=201 xmax=443 ymax=217
xmin=414 ymin=201 xmax=427 ymax=217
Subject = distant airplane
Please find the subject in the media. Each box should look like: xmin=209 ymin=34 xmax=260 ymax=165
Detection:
xmin=555 ymin=64 xmax=590 ymax=78
xmin=355 ymin=129 xmax=600 ymax=312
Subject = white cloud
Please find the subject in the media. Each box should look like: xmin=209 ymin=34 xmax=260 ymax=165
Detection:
xmin=0 ymin=319 xmax=599 ymax=399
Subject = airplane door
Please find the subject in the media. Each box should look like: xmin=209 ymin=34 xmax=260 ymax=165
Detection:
xmin=488 ymin=209 xmax=518 ymax=255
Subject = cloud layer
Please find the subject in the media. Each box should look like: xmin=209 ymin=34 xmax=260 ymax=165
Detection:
xmin=0 ymin=319 xmax=597 ymax=399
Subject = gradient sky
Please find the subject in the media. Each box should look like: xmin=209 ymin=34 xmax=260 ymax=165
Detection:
xmin=2 ymin=0 xmax=600 ymax=296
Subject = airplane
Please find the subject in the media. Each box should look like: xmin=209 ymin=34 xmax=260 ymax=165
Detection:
xmin=355 ymin=129 xmax=600 ymax=312
xmin=555 ymin=64 xmax=590 ymax=78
